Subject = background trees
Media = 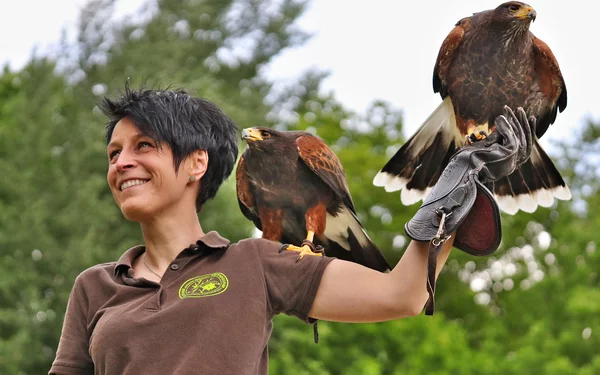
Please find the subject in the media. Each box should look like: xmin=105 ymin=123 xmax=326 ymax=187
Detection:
xmin=0 ymin=0 xmax=597 ymax=373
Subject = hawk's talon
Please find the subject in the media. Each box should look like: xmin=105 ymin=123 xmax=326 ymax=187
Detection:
xmin=300 ymin=240 xmax=324 ymax=254
xmin=466 ymin=130 xmax=489 ymax=145
xmin=279 ymin=244 xmax=289 ymax=253
xmin=282 ymin=241 xmax=324 ymax=261
xmin=294 ymin=246 xmax=323 ymax=262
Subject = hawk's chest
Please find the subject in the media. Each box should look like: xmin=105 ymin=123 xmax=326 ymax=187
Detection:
xmin=246 ymin=151 xmax=315 ymax=191
xmin=448 ymin=32 xmax=535 ymax=122
xmin=451 ymin=33 xmax=535 ymax=91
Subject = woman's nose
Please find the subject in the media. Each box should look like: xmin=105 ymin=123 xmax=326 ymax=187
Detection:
xmin=115 ymin=150 xmax=137 ymax=172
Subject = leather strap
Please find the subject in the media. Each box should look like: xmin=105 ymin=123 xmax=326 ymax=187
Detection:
xmin=425 ymin=240 xmax=440 ymax=315
xmin=424 ymin=211 xmax=451 ymax=315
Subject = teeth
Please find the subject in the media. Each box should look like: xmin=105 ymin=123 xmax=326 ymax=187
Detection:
xmin=120 ymin=179 xmax=148 ymax=191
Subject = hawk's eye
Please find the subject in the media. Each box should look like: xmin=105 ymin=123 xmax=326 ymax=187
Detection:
xmin=261 ymin=130 xmax=270 ymax=138
xmin=508 ymin=4 xmax=520 ymax=11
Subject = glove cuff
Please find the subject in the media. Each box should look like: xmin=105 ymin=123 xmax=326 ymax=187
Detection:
xmin=453 ymin=179 xmax=502 ymax=256
xmin=405 ymin=175 xmax=502 ymax=256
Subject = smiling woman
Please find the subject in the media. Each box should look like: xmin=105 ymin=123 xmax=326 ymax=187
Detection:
xmin=49 ymin=86 xmax=533 ymax=375
xmin=105 ymin=117 xmax=209 ymax=222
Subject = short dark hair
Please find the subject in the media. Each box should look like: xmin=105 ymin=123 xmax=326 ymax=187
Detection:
xmin=99 ymin=86 xmax=239 ymax=211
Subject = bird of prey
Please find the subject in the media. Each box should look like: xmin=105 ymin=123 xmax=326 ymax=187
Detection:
xmin=236 ymin=127 xmax=390 ymax=272
xmin=373 ymin=1 xmax=571 ymax=214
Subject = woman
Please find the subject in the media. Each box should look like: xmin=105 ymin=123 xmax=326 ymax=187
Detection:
xmin=50 ymin=87 xmax=532 ymax=375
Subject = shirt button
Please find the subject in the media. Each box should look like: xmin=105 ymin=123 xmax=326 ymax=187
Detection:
xmin=170 ymin=264 xmax=179 ymax=270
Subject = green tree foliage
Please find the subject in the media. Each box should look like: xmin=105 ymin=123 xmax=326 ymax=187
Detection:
xmin=0 ymin=0 xmax=598 ymax=373
xmin=0 ymin=61 xmax=125 ymax=374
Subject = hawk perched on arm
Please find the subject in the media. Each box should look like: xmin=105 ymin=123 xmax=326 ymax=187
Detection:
xmin=374 ymin=1 xmax=570 ymax=214
xmin=236 ymin=127 xmax=390 ymax=273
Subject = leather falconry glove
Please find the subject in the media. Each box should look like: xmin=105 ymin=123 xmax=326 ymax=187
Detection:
xmin=405 ymin=106 xmax=535 ymax=315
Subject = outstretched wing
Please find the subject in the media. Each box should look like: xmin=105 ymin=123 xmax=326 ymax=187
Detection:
xmin=433 ymin=17 xmax=469 ymax=98
xmin=531 ymin=35 xmax=567 ymax=138
xmin=295 ymin=134 xmax=356 ymax=213
xmin=235 ymin=154 xmax=262 ymax=231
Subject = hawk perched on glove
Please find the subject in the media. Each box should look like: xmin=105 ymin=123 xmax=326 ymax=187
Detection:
xmin=236 ymin=127 xmax=390 ymax=272
xmin=374 ymin=1 xmax=571 ymax=214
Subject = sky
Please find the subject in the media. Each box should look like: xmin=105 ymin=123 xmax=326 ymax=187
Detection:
xmin=1 ymin=0 xmax=597 ymax=144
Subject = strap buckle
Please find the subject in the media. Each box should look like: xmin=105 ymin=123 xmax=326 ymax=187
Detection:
xmin=432 ymin=210 xmax=451 ymax=247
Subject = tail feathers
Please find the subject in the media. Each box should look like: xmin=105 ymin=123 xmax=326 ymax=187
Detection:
xmin=373 ymin=97 xmax=463 ymax=205
xmin=492 ymin=139 xmax=571 ymax=215
xmin=324 ymin=207 xmax=390 ymax=272
xmin=347 ymin=229 xmax=390 ymax=272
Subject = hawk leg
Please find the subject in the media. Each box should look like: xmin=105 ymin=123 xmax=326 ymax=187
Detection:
xmin=280 ymin=230 xmax=324 ymax=261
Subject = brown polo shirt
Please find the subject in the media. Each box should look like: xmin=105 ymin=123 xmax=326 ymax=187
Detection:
xmin=49 ymin=231 xmax=333 ymax=375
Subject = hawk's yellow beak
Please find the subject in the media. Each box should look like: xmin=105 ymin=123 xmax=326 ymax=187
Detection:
xmin=515 ymin=5 xmax=536 ymax=21
xmin=241 ymin=128 xmax=263 ymax=141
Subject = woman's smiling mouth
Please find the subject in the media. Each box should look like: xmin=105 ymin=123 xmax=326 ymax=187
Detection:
xmin=120 ymin=179 xmax=150 ymax=191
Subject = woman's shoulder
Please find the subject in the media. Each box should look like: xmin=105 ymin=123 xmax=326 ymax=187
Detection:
xmin=72 ymin=262 xmax=119 ymax=289
xmin=228 ymin=237 xmax=283 ymax=254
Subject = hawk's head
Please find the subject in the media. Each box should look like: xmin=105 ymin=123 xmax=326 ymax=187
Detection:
xmin=241 ymin=127 xmax=291 ymax=153
xmin=493 ymin=1 xmax=536 ymax=34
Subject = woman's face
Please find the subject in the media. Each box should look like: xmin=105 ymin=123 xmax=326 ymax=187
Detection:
xmin=106 ymin=117 xmax=191 ymax=221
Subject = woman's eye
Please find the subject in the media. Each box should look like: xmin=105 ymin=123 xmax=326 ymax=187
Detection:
xmin=108 ymin=141 xmax=153 ymax=162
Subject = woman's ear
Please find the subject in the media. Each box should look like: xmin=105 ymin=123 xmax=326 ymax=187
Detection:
xmin=188 ymin=150 xmax=208 ymax=182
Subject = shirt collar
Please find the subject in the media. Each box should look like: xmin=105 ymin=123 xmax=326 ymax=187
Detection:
xmin=193 ymin=230 xmax=230 ymax=249
xmin=113 ymin=231 xmax=230 ymax=276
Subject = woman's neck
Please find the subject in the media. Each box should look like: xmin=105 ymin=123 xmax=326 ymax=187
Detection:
xmin=139 ymin=207 xmax=205 ymax=269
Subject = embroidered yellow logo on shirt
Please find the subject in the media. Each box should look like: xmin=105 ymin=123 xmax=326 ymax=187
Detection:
xmin=178 ymin=273 xmax=229 ymax=299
